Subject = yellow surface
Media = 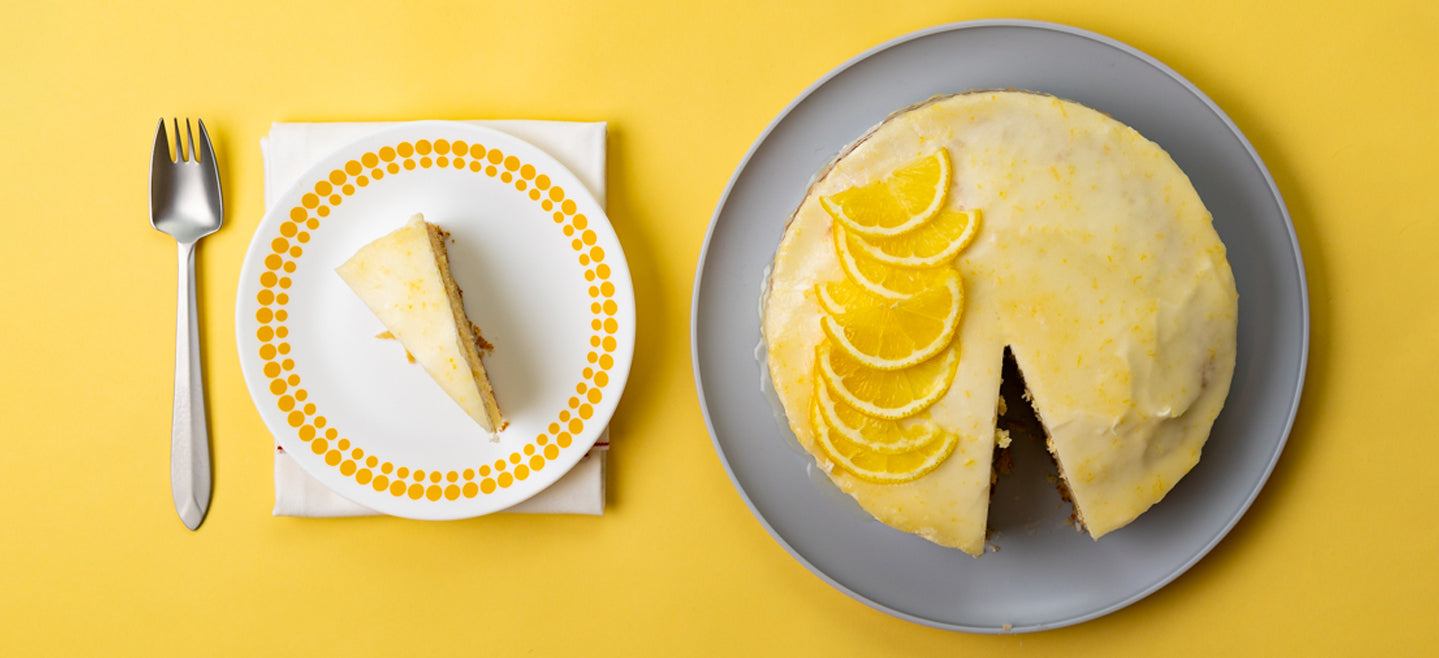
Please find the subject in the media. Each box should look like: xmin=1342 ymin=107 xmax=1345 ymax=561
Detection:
xmin=0 ymin=0 xmax=1435 ymax=654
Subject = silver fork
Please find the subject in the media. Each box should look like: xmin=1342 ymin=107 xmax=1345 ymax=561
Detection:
xmin=150 ymin=119 xmax=223 ymax=530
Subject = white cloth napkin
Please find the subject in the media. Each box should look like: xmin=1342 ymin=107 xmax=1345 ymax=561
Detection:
xmin=261 ymin=119 xmax=609 ymax=517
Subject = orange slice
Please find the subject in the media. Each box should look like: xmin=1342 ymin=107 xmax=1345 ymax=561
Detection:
xmin=819 ymin=150 xmax=951 ymax=238
xmin=848 ymin=208 xmax=981 ymax=268
xmin=816 ymin=274 xmax=963 ymax=371
xmin=815 ymin=343 xmax=959 ymax=419
xmin=809 ymin=397 xmax=957 ymax=484
xmin=814 ymin=378 xmax=939 ymax=454
xmin=833 ymin=223 xmax=954 ymax=299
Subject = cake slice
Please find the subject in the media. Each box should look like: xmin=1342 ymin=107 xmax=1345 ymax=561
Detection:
xmin=336 ymin=214 xmax=504 ymax=433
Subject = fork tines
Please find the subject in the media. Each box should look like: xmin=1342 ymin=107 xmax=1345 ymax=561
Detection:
xmin=158 ymin=118 xmax=210 ymax=164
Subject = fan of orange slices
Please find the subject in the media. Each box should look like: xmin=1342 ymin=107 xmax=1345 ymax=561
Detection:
xmin=810 ymin=148 xmax=980 ymax=484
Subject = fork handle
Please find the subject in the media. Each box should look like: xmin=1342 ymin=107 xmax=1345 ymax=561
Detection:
xmin=171 ymin=241 xmax=211 ymax=530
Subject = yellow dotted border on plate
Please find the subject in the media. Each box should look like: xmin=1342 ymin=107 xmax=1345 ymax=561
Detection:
xmin=254 ymin=138 xmax=619 ymax=501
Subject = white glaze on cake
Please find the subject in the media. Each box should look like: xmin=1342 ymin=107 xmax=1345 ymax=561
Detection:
xmin=337 ymin=214 xmax=504 ymax=434
xmin=762 ymin=91 xmax=1238 ymax=555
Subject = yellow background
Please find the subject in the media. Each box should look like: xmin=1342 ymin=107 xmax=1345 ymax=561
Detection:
xmin=2 ymin=0 xmax=1435 ymax=654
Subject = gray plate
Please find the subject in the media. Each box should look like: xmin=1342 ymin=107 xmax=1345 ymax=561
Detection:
xmin=691 ymin=20 xmax=1308 ymax=633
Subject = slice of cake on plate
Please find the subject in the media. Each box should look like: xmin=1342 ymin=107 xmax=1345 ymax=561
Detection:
xmin=763 ymin=91 xmax=1238 ymax=556
xmin=336 ymin=214 xmax=505 ymax=434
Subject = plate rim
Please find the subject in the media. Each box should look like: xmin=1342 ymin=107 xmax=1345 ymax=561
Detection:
xmin=237 ymin=119 xmax=635 ymax=520
xmin=690 ymin=18 xmax=1309 ymax=633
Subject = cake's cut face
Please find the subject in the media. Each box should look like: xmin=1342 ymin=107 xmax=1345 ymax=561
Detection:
xmin=336 ymin=214 xmax=505 ymax=434
xmin=762 ymin=91 xmax=1238 ymax=556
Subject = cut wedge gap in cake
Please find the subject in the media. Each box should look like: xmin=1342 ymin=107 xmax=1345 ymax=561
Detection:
xmin=986 ymin=347 xmax=1085 ymax=535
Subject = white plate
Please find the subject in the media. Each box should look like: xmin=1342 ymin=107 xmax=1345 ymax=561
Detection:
xmin=693 ymin=21 xmax=1307 ymax=632
xmin=238 ymin=122 xmax=634 ymax=520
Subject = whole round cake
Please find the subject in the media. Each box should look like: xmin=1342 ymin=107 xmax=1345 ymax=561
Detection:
xmin=762 ymin=90 xmax=1238 ymax=556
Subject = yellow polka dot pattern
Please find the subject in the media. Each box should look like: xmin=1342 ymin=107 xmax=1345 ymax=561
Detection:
xmin=255 ymin=139 xmax=618 ymax=501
